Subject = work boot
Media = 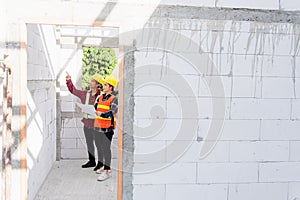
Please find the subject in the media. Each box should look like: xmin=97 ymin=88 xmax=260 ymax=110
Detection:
xmin=81 ymin=160 xmax=96 ymax=168
xmin=93 ymin=161 xmax=103 ymax=171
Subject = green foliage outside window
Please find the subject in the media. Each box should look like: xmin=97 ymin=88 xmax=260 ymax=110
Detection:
xmin=82 ymin=47 xmax=117 ymax=90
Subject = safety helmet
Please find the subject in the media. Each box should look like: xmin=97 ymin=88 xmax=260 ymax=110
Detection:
xmin=103 ymin=75 xmax=118 ymax=88
xmin=91 ymin=74 xmax=103 ymax=84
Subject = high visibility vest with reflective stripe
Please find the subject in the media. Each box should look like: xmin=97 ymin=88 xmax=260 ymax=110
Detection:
xmin=83 ymin=91 xmax=95 ymax=119
xmin=94 ymin=94 xmax=116 ymax=129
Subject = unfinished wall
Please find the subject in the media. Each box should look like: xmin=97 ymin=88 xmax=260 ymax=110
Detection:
xmin=58 ymin=47 xmax=86 ymax=159
xmin=0 ymin=67 xmax=3 ymax=183
xmin=1 ymin=0 xmax=300 ymax=200
xmin=26 ymin=24 xmax=58 ymax=200
xmin=131 ymin=17 xmax=300 ymax=200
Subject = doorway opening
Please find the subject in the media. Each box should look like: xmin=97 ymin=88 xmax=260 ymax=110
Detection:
xmin=26 ymin=24 xmax=123 ymax=200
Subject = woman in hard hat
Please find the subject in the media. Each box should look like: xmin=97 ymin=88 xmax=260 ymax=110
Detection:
xmin=94 ymin=75 xmax=118 ymax=181
xmin=66 ymin=73 xmax=102 ymax=170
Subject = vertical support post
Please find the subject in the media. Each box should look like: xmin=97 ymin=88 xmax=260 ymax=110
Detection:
xmin=117 ymin=46 xmax=124 ymax=200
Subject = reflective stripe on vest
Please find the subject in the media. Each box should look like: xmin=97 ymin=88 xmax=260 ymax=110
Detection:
xmin=83 ymin=91 xmax=95 ymax=119
xmin=94 ymin=94 xmax=116 ymax=129
xmin=97 ymin=104 xmax=110 ymax=110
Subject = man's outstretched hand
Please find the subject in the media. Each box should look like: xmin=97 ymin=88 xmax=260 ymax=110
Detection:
xmin=66 ymin=71 xmax=71 ymax=80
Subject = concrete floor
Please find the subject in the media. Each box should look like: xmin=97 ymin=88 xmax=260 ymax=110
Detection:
xmin=34 ymin=159 xmax=117 ymax=200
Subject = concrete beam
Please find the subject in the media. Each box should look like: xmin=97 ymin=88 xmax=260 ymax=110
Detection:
xmin=151 ymin=6 xmax=300 ymax=24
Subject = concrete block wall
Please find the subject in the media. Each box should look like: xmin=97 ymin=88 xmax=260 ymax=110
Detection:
xmin=60 ymin=117 xmax=119 ymax=160
xmin=58 ymin=47 xmax=86 ymax=159
xmin=26 ymin=24 xmax=58 ymax=200
xmin=0 ymin=70 xmax=3 ymax=175
xmin=2 ymin=0 xmax=300 ymax=199
xmin=132 ymin=18 xmax=300 ymax=200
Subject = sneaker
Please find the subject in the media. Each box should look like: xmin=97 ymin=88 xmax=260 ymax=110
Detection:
xmin=93 ymin=162 xmax=103 ymax=171
xmin=81 ymin=160 xmax=96 ymax=168
xmin=96 ymin=167 xmax=104 ymax=174
xmin=96 ymin=167 xmax=112 ymax=174
xmin=97 ymin=172 xmax=110 ymax=181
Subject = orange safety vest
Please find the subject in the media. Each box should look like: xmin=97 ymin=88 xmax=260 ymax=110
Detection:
xmin=94 ymin=94 xmax=117 ymax=129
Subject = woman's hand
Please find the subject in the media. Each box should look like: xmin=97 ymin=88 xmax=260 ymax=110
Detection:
xmin=95 ymin=111 xmax=102 ymax=116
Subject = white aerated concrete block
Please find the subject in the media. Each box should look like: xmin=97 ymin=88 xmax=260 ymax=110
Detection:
xmin=261 ymin=120 xmax=300 ymax=140
xmin=199 ymin=30 xmax=232 ymax=54
xmin=76 ymin=138 xmax=87 ymax=149
xmin=134 ymin=75 xmax=178 ymax=97
xmin=134 ymin=141 xmax=166 ymax=163
xmin=60 ymin=100 xmax=75 ymax=112
xmin=61 ymin=138 xmax=76 ymax=149
xmin=200 ymin=76 xmax=232 ymax=97
xmin=134 ymin=52 xmax=166 ymax=72
xmin=296 ymin=57 xmax=300 ymax=77
xmin=261 ymin=56 xmax=294 ymax=77
xmin=196 ymin=98 xmax=213 ymax=119
xmin=133 ymin=184 xmax=165 ymax=200
xmin=166 ymin=52 xmax=208 ymax=76
xmin=166 ymin=96 xmax=230 ymax=119
xmin=166 ymin=97 xmax=190 ymax=119
xmin=133 ymin=163 xmax=197 ymax=184
xmin=232 ymin=55 xmax=261 ymax=77
xmin=260 ymin=33 xmax=294 ymax=55
xmin=134 ymin=96 xmax=167 ymax=119
xmin=296 ymin=78 xmax=300 ymax=98
xmin=232 ymin=77 xmax=262 ymax=98
xmin=229 ymin=141 xmax=289 ymax=162
xmin=197 ymin=163 xmax=258 ymax=183
xmin=166 ymin=184 xmax=228 ymax=200
xmin=292 ymin=99 xmax=300 ymax=119
xmin=228 ymin=183 xmax=288 ymax=200
xmin=289 ymin=141 xmax=300 ymax=161
xmin=134 ymin=118 xmax=198 ymax=141
xmin=207 ymin=53 xmax=232 ymax=76
xmin=197 ymin=97 xmax=231 ymax=119
xmin=171 ymin=30 xmax=201 ymax=53
xmin=232 ymin=32 xmax=259 ymax=55
xmin=220 ymin=120 xmax=260 ymax=141
xmin=280 ymin=0 xmax=300 ymax=11
xmin=262 ymin=77 xmax=295 ymax=98
xmin=166 ymin=141 xmax=230 ymax=163
xmin=61 ymin=127 xmax=84 ymax=139
xmin=230 ymin=98 xmax=291 ymax=119
xmin=159 ymin=74 xmax=199 ymax=97
xmin=63 ymin=118 xmax=84 ymax=128
xmin=259 ymin=162 xmax=300 ymax=182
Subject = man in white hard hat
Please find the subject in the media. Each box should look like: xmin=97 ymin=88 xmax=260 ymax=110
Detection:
xmin=66 ymin=72 xmax=103 ymax=170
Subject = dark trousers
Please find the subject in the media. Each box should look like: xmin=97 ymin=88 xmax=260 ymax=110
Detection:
xmin=94 ymin=130 xmax=113 ymax=170
xmin=83 ymin=126 xmax=96 ymax=162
